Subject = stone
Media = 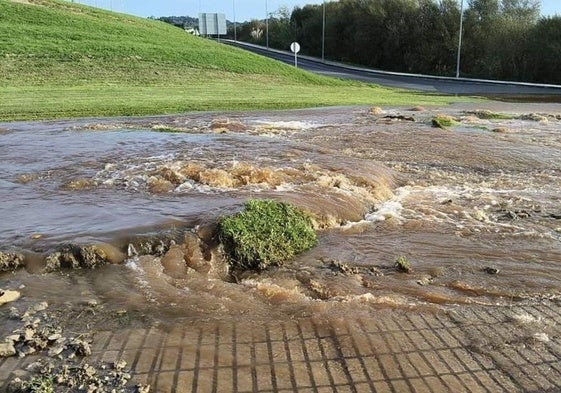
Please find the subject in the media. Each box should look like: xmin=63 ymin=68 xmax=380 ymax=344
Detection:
xmin=23 ymin=327 xmax=35 ymax=341
xmin=7 ymin=377 xmax=25 ymax=392
xmin=327 ymin=260 xmax=360 ymax=275
xmin=136 ymin=384 xmax=151 ymax=393
xmin=417 ymin=276 xmax=432 ymax=286
xmin=0 ymin=342 xmax=16 ymax=357
xmin=0 ymin=252 xmax=24 ymax=271
xmin=79 ymin=245 xmax=108 ymax=268
xmin=86 ymin=299 xmax=98 ymax=308
xmin=45 ymin=244 xmax=110 ymax=271
xmin=48 ymin=333 xmax=62 ymax=341
xmin=32 ymin=301 xmax=49 ymax=313
xmin=71 ymin=339 xmax=92 ymax=356
xmin=45 ymin=245 xmax=80 ymax=271
xmin=83 ymin=364 xmax=97 ymax=377
xmin=8 ymin=307 xmax=20 ymax=319
xmin=114 ymin=359 xmax=127 ymax=370
xmin=0 ymin=289 xmax=21 ymax=306
xmin=6 ymin=334 xmax=20 ymax=344
xmin=369 ymin=106 xmax=384 ymax=115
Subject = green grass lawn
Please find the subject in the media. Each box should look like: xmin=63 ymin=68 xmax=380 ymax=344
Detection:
xmin=0 ymin=0 xmax=476 ymax=121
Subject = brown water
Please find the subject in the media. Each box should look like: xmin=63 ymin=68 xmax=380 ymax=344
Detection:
xmin=2 ymin=104 xmax=561 ymax=324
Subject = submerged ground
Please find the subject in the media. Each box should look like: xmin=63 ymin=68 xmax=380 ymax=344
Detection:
xmin=1 ymin=103 xmax=561 ymax=391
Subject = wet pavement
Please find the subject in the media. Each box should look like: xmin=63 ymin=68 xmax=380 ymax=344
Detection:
xmin=2 ymin=302 xmax=561 ymax=392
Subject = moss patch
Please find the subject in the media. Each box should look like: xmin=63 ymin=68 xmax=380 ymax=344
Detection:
xmin=219 ymin=199 xmax=317 ymax=271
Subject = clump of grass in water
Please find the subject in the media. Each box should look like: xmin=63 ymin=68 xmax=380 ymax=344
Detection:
xmin=431 ymin=115 xmax=457 ymax=129
xmin=25 ymin=375 xmax=54 ymax=393
xmin=219 ymin=199 xmax=317 ymax=271
xmin=395 ymin=256 xmax=413 ymax=273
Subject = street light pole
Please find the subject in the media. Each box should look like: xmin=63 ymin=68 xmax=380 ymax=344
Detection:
xmin=322 ymin=0 xmax=326 ymax=62
xmin=456 ymin=0 xmax=464 ymax=78
xmin=265 ymin=0 xmax=269 ymax=49
xmin=233 ymin=0 xmax=237 ymax=41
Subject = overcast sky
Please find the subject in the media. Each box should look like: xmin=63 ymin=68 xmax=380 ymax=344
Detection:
xmin=74 ymin=0 xmax=561 ymax=22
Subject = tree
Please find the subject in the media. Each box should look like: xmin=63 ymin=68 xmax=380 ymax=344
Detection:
xmin=406 ymin=0 xmax=460 ymax=75
xmin=526 ymin=16 xmax=561 ymax=83
xmin=462 ymin=0 xmax=539 ymax=79
xmin=267 ymin=6 xmax=295 ymax=50
xmin=235 ymin=0 xmax=546 ymax=82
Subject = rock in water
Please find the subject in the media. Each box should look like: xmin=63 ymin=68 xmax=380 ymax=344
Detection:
xmin=0 ymin=252 xmax=24 ymax=271
xmin=0 ymin=289 xmax=21 ymax=306
xmin=44 ymin=244 xmax=110 ymax=271
xmin=79 ymin=245 xmax=108 ymax=268
xmin=0 ymin=342 xmax=16 ymax=357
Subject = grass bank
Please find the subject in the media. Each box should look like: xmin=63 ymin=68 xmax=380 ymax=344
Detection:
xmin=0 ymin=0 xmax=475 ymax=121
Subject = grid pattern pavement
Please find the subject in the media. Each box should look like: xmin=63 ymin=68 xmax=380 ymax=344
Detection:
xmin=2 ymin=302 xmax=561 ymax=392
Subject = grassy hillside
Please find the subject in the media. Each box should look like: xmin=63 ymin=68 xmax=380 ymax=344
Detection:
xmin=0 ymin=0 xmax=471 ymax=120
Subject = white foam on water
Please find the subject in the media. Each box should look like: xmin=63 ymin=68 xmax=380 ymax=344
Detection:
xmin=512 ymin=311 xmax=541 ymax=324
xmin=253 ymin=120 xmax=320 ymax=130
xmin=365 ymin=201 xmax=404 ymax=222
xmin=331 ymin=293 xmax=414 ymax=307
xmin=125 ymin=258 xmax=151 ymax=290
xmin=534 ymin=332 xmax=550 ymax=343
xmin=241 ymin=278 xmax=314 ymax=303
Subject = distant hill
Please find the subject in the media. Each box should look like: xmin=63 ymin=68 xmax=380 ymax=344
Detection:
xmin=156 ymin=16 xmax=199 ymax=29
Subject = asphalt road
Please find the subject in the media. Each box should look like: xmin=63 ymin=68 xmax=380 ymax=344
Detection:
xmin=224 ymin=40 xmax=561 ymax=97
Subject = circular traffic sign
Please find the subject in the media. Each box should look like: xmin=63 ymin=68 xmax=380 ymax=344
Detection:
xmin=290 ymin=42 xmax=301 ymax=54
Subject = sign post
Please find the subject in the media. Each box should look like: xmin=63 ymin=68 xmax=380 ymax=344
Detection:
xmin=290 ymin=42 xmax=301 ymax=68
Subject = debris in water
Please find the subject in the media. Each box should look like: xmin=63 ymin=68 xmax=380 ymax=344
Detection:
xmin=416 ymin=276 xmax=432 ymax=286
xmin=483 ymin=267 xmax=500 ymax=275
xmin=328 ymin=260 xmax=360 ymax=275
xmin=322 ymin=258 xmax=383 ymax=277
xmin=518 ymin=113 xmax=548 ymax=122
xmin=7 ymin=358 xmax=140 ymax=392
xmin=382 ymin=114 xmax=415 ymax=122
xmin=394 ymin=256 xmax=413 ymax=273
xmin=137 ymin=384 xmax=151 ymax=393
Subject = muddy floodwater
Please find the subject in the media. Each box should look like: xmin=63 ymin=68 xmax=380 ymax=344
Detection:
xmin=2 ymin=103 xmax=561 ymax=327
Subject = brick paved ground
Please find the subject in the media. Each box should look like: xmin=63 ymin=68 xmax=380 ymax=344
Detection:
xmin=2 ymin=302 xmax=561 ymax=392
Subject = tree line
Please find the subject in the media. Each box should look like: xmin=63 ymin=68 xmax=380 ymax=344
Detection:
xmin=230 ymin=0 xmax=561 ymax=84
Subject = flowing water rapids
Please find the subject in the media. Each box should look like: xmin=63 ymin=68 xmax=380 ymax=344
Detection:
xmin=1 ymin=104 xmax=561 ymax=325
